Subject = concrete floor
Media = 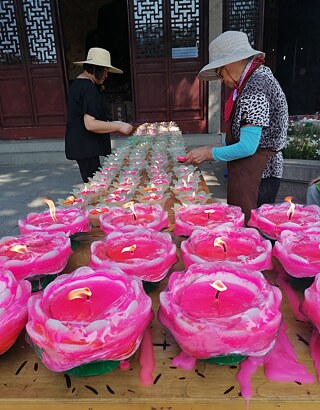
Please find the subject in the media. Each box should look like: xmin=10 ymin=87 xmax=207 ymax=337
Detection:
xmin=0 ymin=160 xmax=308 ymax=238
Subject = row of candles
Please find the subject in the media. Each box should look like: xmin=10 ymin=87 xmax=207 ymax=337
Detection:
xmin=0 ymin=122 xmax=320 ymax=397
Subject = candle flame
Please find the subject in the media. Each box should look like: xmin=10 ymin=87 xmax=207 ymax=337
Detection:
xmin=143 ymin=184 xmax=156 ymax=192
xmin=63 ymin=195 xmax=76 ymax=205
xmin=121 ymin=244 xmax=137 ymax=253
xmin=210 ymin=280 xmax=227 ymax=299
xmin=83 ymin=183 xmax=88 ymax=192
xmin=187 ymin=172 xmax=194 ymax=183
xmin=182 ymin=178 xmax=187 ymax=188
xmin=210 ymin=280 xmax=228 ymax=292
xmin=43 ymin=198 xmax=57 ymax=222
xmin=214 ymin=237 xmax=227 ymax=252
xmin=10 ymin=245 xmax=28 ymax=253
xmin=284 ymin=196 xmax=295 ymax=220
xmin=123 ymin=201 xmax=137 ymax=220
xmin=67 ymin=287 xmax=92 ymax=300
xmin=204 ymin=209 xmax=215 ymax=219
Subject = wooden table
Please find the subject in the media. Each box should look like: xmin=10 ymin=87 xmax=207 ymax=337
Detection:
xmin=1 ymin=178 xmax=320 ymax=410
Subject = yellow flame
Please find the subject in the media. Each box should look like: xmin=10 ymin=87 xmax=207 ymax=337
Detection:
xmin=187 ymin=172 xmax=194 ymax=183
xmin=214 ymin=237 xmax=227 ymax=252
xmin=123 ymin=201 xmax=137 ymax=219
xmin=62 ymin=195 xmax=75 ymax=205
xmin=10 ymin=245 xmax=28 ymax=253
xmin=67 ymin=287 xmax=92 ymax=300
xmin=204 ymin=209 xmax=215 ymax=219
xmin=210 ymin=280 xmax=228 ymax=292
xmin=121 ymin=244 xmax=137 ymax=253
xmin=43 ymin=198 xmax=57 ymax=222
xmin=284 ymin=196 xmax=295 ymax=219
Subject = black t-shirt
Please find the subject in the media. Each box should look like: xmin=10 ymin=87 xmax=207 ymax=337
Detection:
xmin=65 ymin=79 xmax=111 ymax=160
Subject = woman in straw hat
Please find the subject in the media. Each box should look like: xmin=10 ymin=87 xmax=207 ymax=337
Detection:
xmin=65 ymin=47 xmax=133 ymax=182
xmin=185 ymin=31 xmax=288 ymax=222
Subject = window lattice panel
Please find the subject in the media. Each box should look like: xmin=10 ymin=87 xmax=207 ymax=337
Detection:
xmin=22 ymin=0 xmax=57 ymax=64
xmin=133 ymin=0 xmax=164 ymax=58
xmin=228 ymin=0 xmax=260 ymax=47
xmin=0 ymin=0 xmax=21 ymax=64
xmin=170 ymin=0 xmax=199 ymax=48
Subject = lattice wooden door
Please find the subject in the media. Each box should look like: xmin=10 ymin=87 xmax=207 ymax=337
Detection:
xmin=128 ymin=0 xmax=208 ymax=133
xmin=0 ymin=0 xmax=67 ymax=139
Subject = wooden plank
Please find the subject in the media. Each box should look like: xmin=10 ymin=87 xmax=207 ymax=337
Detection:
xmin=1 ymin=176 xmax=320 ymax=409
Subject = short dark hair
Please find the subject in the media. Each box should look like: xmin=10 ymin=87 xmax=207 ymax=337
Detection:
xmin=83 ymin=63 xmax=105 ymax=81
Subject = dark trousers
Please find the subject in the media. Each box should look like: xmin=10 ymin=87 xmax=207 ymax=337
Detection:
xmin=76 ymin=156 xmax=101 ymax=183
xmin=257 ymin=177 xmax=281 ymax=207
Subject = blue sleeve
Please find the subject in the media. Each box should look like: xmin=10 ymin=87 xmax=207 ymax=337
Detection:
xmin=212 ymin=126 xmax=262 ymax=161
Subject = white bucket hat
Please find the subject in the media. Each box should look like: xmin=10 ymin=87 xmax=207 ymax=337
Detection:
xmin=73 ymin=47 xmax=123 ymax=74
xmin=198 ymin=31 xmax=265 ymax=81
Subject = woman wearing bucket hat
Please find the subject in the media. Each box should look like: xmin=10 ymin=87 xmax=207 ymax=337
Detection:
xmin=65 ymin=47 xmax=133 ymax=182
xmin=185 ymin=31 xmax=288 ymax=222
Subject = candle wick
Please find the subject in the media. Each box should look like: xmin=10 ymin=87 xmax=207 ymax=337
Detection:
xmin=222 ymin=244 xmax=227 ymax=253
xmin=215 ymin=290 xmax=220 ymax=299
xmin=133 ymin=214 xmax=137 ymax=221
xmin=288 ymin=213 xmax=292 ymax=221
xmin=207 ymin=213 xmax=210 ymax=220
xmin=86 ymin=295 xmax=90 ymax=300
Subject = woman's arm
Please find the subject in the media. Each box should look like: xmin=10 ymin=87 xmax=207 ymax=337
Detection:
xmin=212 ymin=125 xmax=262 ymax=161
xmin=184 ymin=125 xmax=262 ymax=165
xmin=83 ymin=113 xmax=133 ymax=134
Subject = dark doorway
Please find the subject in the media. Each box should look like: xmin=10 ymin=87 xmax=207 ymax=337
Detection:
xmin=59 ymin=0 xmax=132 ymax=122
xmin=85 ymin=0 xmax=132 ymax=116
xmin=264 ymin=0 xmax=320 ymax=115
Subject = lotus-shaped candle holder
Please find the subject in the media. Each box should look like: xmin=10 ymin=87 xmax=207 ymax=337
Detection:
xmin=273 ymin=228 xmax=320 ymax=278
xmin=18 ymin=207 xmax=90 ymax=236
xmin=100 ymin=203 xmax=169 ymax=235
xmin=0 ymin=268 xmax=31 ymax=355
xmin=174 ymin=203 xmax=245 ymax=237
xmin=181 ymin=227 xmax=272 ymax=271
xmin=90 ymin=227 xmax=177 ymax=282
xmin=0 ymin=232 xmax=71 ymax=280
xmin=248 ymin=202 xmax=320 ymax=240
xmin=26 ymin=266 xmax=153 ymax=373
xmin=158 ymin=262 xmax=282 ymax=359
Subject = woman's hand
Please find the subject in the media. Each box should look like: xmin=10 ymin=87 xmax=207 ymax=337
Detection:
xmin=184 ymin=146 xmax=213 ymax=165
xmin=116 ymin=121 xmax=133 ymax=135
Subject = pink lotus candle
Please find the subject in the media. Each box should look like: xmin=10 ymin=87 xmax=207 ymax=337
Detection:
xmin=0 ymin=232 xmax=71 ymax=280
xmin=0 ymin=268 xmax=31 ymax=354
xmin=136 ymin=193 xmax=169 ymax=208
xmin=87 ymin=206 xmax=109 ymax=227
xmin=176 ymin=190 xmax=210 ymax=205
xmin=57 ymin=195 xmax=86 ymax=209
xmin=248 ymin=200 xmax=320 ymax=240
xmin=174 ymin=203 xmax=245 ymax=237
xmin=100 ymin=194 xmax=128 ymax=206
xmin=89 ymin=227 xmax=177 ymax=282
xmin=158 ymin=261 xmax=282 ymax=359
xmin=100 ymin=203 xmax=169 ymax=235
xmin=18 ymin=200 xmax=90 ymax=236
xmin=273 ymin=228 xmax=320 ymax=278
xmin=301 ymin=274 xmax=320 ymax=332
xmin=26 ymin=266 xmax=153 ymax=372
xmin=181 ymin=227 xmax=272 ymax=271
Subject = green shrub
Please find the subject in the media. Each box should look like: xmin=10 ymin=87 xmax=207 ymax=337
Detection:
xmin=283 ymin=121 xmax=320 ymax=160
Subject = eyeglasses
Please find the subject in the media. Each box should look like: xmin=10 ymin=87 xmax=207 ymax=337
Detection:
xmin=215 ymin=67 xmax=224 ymax=79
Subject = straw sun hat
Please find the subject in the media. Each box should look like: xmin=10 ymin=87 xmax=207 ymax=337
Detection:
xmin=73 ymin=47 xmax=123 ymax=74
xmin=198 ymin=31 xmax=265 ymax=81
